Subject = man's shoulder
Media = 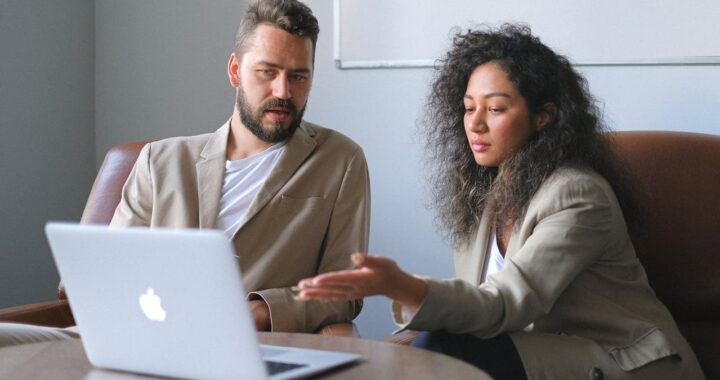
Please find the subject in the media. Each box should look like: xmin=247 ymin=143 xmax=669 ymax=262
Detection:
xmin=151 ymin=133 xmax=213 ymax=149
xmin=146 ymin=132 xmax=213 ymax=153
xmin=300 ymin=121 xmax=362 ymax=154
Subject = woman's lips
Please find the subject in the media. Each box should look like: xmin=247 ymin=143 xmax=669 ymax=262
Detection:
xmin=470 ymin=141 xmax=490 ymax=152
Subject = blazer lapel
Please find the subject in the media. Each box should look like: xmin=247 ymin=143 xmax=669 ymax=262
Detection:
xmin=239 ymin=122 xmax=317 ymax=227
xmin=196 ymin=123 xmax=230 ymax=229
xmin=454 ymin=206 xmax=493 ymax=285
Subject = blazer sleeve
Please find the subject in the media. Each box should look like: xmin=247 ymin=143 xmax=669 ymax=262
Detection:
xmin=399 ymin=174 xmax=615 ymax=337
xmin=252 ymin=146 xmax=370 ymax=332
xmin=110 ymin=143 xmax=153 ymax=227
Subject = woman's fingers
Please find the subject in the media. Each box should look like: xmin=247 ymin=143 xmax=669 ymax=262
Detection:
xmin=297 ymin=268 xmax=376 ymax=288
xmin=295 ymin=284 xmax=364 ymax=301
xmin=294 ymin=278 xmax=380 ymax=300
xmin=351 ymin=252 xmax=366 ymax=267
xmin=352 ymin=253 xmax=395 ymax=270
xmin=294 ymin=254 xmax=402 ymax=301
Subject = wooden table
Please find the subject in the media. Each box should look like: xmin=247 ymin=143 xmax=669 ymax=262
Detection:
xmin=0 ymin=332 xmax=491 ymax=379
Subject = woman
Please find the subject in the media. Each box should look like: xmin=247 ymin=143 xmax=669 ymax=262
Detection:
xmin=296 ymin=25 xmax=704 ymax=379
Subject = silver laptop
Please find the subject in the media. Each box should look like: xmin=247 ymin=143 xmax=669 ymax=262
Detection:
xmin=45 ymin=222 xmax=360 ymax=380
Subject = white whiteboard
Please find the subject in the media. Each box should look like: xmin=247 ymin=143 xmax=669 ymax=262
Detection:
xmin=334 ymin=0 xmax=720 ymax=68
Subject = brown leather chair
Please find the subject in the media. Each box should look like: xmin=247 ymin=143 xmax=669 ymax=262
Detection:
xmin=610 ymin=131 xmax=719 ymax=379
xmin=386 ymin=131 xmax=720 ymax=378
xmin=0 ymin=140 xmax=359 ymax=337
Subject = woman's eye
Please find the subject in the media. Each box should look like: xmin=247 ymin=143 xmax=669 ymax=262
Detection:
xmin=489 ymin=107 xmax=505 ymax=114
xmin=464 ymin=107 xmax=474 ymax=114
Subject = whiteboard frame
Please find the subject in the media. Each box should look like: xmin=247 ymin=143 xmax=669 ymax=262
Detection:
xmin=332 ymin=0 xmax=720 ymax=70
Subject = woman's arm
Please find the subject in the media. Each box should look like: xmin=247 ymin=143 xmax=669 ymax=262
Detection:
xmin=296 ymin=254 xmax=428 ymax=314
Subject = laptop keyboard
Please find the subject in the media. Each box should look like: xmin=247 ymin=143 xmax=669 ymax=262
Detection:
xmin=265 ymin=360 xmax=308 ymax=375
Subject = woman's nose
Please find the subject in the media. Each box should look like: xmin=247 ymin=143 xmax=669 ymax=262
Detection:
xmin=466 ymin=112 xmax=487 ymax=132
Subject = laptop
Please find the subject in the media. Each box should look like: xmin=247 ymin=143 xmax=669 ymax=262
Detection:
xmin=45 ymin=222 xmax=360 ymax=380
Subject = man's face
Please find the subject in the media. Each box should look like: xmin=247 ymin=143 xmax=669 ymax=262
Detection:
xmin=234 ymin=24 xmax=314 ymax=143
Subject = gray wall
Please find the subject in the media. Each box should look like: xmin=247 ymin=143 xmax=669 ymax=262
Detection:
xmin=303 ymin=0 xmax=454 ymax=339
xmin=0 ymin=0 xmax=96 ymax=307
xmin=2 ymin=1 xmax=719 ymax=340
xmin=95 ymin=0 xmax=240 ymax=164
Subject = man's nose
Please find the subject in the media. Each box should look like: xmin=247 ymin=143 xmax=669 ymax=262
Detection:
xmin=272 ymin=75 xmax=291 ymax=99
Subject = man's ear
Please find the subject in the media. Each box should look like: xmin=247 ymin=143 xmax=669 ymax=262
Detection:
xmin=535 ymin=102 xmax=557 ymax=132
xmin=228 ymin=53 xmax=240 ymax=88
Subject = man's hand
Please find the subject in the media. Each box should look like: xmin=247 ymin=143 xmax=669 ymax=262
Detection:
xmin=249 ymin=299 xmax=271 ymax=331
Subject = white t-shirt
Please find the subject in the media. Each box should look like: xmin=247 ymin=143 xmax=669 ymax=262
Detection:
xmin=482 ymin=229 xmax=505 ymax=282
xmin=215 ymin=142 xmax=286 ymax=238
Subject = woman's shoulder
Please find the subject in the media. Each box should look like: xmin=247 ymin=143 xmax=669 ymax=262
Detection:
xmin=530 ymin=165 xmax=619 ymax=215
xmin=542 ymin=165 xmax=612 ymax=193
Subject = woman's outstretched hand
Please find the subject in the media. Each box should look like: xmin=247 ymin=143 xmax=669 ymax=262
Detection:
xmin=294 ymin=253 xmax=428 ymax=312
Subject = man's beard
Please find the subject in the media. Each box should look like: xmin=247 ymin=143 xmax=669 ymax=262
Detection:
xmin=236 ymin=89 xmax=305 ymax=144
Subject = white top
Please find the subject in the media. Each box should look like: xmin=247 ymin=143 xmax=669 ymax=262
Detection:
xmin=215 ymin=142 xmax=286 ymax=239
xmin=481 ymin=229 xmax=505 ymax=282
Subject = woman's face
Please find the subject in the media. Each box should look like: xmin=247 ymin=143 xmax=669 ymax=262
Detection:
xmin=463 ymin=62 xmax=542 ymax=167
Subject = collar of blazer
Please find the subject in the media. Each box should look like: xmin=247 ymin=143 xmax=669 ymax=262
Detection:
xmin=195 ymin=120 xmax=318 ymax=230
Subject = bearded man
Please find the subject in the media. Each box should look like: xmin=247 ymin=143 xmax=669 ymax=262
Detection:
xmin=106 ymin=0 xmax=369 ymax=334
xmin=0 ymin=0 xmax=369 ymax=347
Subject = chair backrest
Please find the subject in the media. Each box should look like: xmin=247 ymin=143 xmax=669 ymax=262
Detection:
xmin=610 ymin=131 xmax=720 ymax=379
xmin=58 ymin=140 xmax=149 ymax=300
xmin=80 ymin=141 xmax=150 ymax=225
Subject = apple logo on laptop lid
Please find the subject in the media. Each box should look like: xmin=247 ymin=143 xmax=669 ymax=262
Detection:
xmin=139 ymin=288 xmax=167 ymax=322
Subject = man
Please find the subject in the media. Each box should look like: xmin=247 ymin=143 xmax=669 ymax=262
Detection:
xmin=111 ymin=0 xmax=368 ymax=333
xmin=0 ymin=0 xmax=368 ymax=345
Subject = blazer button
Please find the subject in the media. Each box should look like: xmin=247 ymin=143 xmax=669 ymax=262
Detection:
xmin=589 ymin=367 xmax=603 ymax=380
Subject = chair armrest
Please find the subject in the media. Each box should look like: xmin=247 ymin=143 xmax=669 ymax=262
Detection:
xmin=0 ymin=299 xmax=75 ymax=328
xmin=315 ymin=322 xmax=360 ymax=338
xmin=381 ymin=330 xmax=418 ymax=345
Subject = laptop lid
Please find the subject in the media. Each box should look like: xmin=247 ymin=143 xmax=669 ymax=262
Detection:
xmin=45 ymin=222 xmax=359 ymax=380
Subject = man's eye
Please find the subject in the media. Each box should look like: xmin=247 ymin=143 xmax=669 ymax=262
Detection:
xmin=291 ymin=74 xmax=308 ymax=81
xmin=258 ymin=70 xmax=274 ymax=77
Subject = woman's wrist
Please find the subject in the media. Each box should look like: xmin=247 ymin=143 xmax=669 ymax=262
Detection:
xmin=388 ymin=273 xmax=428 ymax=313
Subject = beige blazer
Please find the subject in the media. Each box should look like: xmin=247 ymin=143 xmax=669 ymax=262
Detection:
xmin=111 ymin=121 xmax=370 ymax=333
xmin=397 ymin=167 xmax=703 ymax=379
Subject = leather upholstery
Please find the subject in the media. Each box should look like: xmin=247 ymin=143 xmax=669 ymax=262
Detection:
xmin=0 ymin=300 xmax=74 ymax=328
xmin=609 ymin=131 xmax=720 ymax=379
xmin=0 ymin=140 xmax=359 ymax=337
xmin=384 ymin=131 xmax=720 ymax=378
xmin=80 ymin=141 xmax=149 ymax=226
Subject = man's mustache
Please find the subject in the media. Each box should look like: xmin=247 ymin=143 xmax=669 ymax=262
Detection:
xmin=261 ymin=98 xmax=297 ymax=114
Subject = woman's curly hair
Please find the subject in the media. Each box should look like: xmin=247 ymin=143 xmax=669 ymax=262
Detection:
xmin=423 ymin=24 xmax=636 ymax=246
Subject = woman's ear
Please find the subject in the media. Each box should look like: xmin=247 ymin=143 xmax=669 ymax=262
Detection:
xmin=535 ymin=102 xmax=557 ymax=132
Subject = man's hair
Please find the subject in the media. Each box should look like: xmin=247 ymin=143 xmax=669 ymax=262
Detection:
xmin=234 ymin=0 xmax=320 ymax=60
xmin=423 ymin=24 xmax=638 ymax=246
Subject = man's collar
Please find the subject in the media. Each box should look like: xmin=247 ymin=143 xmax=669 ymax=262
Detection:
xmin=199 ymin=120 xmax=231 ymax=160
xmin=200 ymin=119 xmax=316 ymax=161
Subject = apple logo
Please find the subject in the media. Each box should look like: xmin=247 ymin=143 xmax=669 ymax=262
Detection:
xmin=139 ymin=288 xmax=167 ymax=322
